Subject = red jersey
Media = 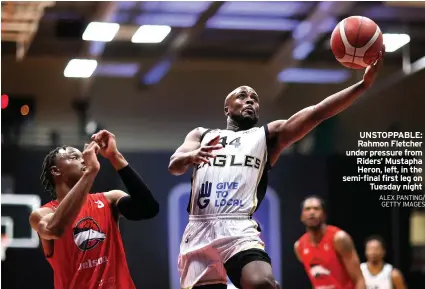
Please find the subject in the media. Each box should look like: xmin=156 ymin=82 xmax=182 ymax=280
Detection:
xmin=297 ymin=225 xmax=354 ymax=289
xmin=42 ymin=193 xmax=136 ymax=289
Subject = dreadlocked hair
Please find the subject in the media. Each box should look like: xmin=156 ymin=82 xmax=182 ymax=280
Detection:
xmin=40 ymin=145 xmax=68 ymax=200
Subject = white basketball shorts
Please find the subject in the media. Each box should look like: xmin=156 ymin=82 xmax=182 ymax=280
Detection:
xmin=178 ymin=214 xmax=266 ymax=289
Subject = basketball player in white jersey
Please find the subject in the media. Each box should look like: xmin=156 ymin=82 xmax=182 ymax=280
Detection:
xmin=168 ymin=47 xmax=385 ymax=289
xmin=361 ymin=235 xmax=407 ymax=289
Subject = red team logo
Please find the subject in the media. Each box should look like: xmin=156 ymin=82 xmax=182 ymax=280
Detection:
xmin=73 ymin=217 xmax=106 ymax=251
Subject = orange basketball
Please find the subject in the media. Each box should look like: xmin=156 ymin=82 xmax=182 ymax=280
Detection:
xmin=330 ymin=16 xmax=383 ymax=69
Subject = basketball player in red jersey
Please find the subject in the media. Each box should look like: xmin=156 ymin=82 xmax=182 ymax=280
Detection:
xmin=295 ymin=196 xmax=366 ymax=289
xmin=29 ymin=130 xmax=159 ymax=289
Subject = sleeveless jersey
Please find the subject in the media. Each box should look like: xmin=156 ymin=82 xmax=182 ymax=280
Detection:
xmin=42 ymin=193 xmax=135 ymax=289
xmin=360 ymin=263 xmax=393 ymax=289
xmin=297 ymin=225 xmax=354 ymax=289
xmin=188 ymin=126 xmax=270 ymax=215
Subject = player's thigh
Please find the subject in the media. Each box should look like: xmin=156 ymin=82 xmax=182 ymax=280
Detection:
xmin=239 ymin=260 xmax=276 ymax=289
xmin=224 ymin=248 xmax=276 ymax=289
xmin=179 ymin=247 xmax=228 ymax=288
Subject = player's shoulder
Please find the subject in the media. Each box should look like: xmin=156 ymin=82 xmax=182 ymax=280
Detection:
xmin=333 ymin=228 xmax=350 ymax=239
xmin=294 ymin=238 xmax=302 ymax=251
xmin=327 ymin=224 xmax=342 ymax=232
xmin=390 ymin=266 xmax=402 ymax=278
xmin=294 ymin=239 xmax=302 ymax=260
xmin=192 ymin=127 xmax=213 ymax=134
xmin=384 ymin=263 xmax=394 ymax=272
xmin=332 ymin=228 xmax=355 ymax=253
xmin=266 ymin=120 xmax=287 ymax=133
xmin=296 ymin=232 xmax=309 ymax=246
xmin=294 ymin=233 xmax=310 ymax=260
xmin=187 ymin=127 xmax=215 ymax=141
xmin=327 ymin=225 xmax=347 ymax=239
xmin=333 ymin=229 xmax=351 ymax=242
xmin=360 ymin=263 xmax=371 ymax=275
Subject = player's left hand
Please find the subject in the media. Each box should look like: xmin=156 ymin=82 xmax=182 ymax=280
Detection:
xmin=91 ymin=130 xmax=119 ymax=159
xmin=363 ymin=44 xmax=385 ymax=89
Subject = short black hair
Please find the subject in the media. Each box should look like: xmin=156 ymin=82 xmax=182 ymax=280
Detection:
xmin=301 ymin=195 xmax=326 ymax=212
xmin=40 ymin=146 xmax=68 ymax=200
xmin=365 ymin=235 xmax=386 ymax=250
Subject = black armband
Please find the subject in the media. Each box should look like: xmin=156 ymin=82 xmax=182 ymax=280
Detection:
xmin=116 ymin=165 xmax=159 ymax=220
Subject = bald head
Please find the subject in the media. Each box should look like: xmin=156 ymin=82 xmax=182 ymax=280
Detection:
xmin=225 ymin=86 xmax=258 ymax=106
xmin=223 ymin=85 xmax=259 ymax=130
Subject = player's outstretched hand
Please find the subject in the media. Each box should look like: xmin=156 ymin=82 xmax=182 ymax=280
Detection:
xmin=190 ymin=135 xmax=222 ymax=164
xmin=363 ymin=44 xmax=385 ymax=89
xmin=91 ymin=130 xmax=119 ymax=160
xmin=83 ymin=141 xmax=101 ymax=174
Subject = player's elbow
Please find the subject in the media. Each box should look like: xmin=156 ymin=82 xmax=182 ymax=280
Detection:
xmin=44 ymin=221 xmax=67 ymax=239
xmin=30 ymin=213 xmax=64 ymax=240
xmin=168 ymin=159 xmax=185 ymax=176
xmin=168 ymin=167 xmax=185 ymax=176
xmin=41 ymin=224 xmax=65 ymax=240
xmin=168 ymin=151 xmax=192 ymax=176
xmin=136 ymin=201 xmax=160 ymax=220
xmin=168 ymin=162 xmax=179 ymax=175
xmin=142 ymin=202 xmax=160 ymax=219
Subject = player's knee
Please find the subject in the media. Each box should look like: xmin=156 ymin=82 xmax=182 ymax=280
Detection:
xmin=243 ymin=273 xmax=276 ymax=289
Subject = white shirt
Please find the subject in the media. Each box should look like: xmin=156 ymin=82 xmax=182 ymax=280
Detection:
xmin=189 ymin=126 xmax=269 ymax=215
xmin=361 ymin=262 xmax=393 ymax=289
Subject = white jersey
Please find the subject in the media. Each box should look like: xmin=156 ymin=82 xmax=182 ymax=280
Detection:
xmin=188 ymin=126 xmax=270 ymax=215
xmin=360 ymin=262 xmax=393 ymax=289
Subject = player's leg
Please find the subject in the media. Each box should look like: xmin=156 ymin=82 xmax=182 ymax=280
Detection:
xmin=179 ymin=221 xmax=228 ymax=289
xmin=225 ymin=248 xmax=277 ymax=289
xmin=239 ymin=260 xmax=277 ymax=289
xmin=179 ymin=249 xmax=228 ymax=289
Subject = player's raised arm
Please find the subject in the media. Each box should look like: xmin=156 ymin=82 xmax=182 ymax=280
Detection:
xmin=168 ymin=128 xmax=222 ymax=176
xmin=266 ymin=47 xmax=384 ymax=166
xmin=29 ymin=142 xmax=100 ymax=240
xmin=91 ymin=130 xmax=159 ymax=220
xmin=334 ymin=231 xmax=366 ymax=289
